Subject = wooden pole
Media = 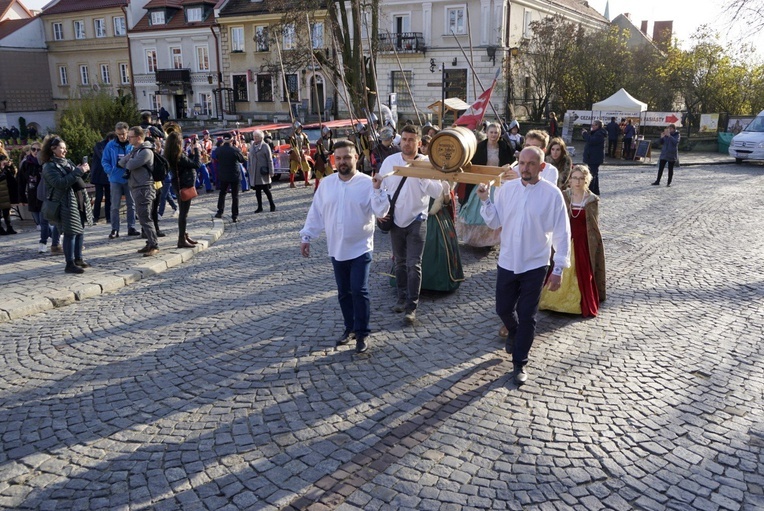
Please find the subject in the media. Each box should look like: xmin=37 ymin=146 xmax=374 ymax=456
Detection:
xmin=365 ymin=22 xmax=384 ymax=129
xmin=450 ymin=29 xmax=502 ymax=121
xmin=305 ymin=15 xmax=323 ymax=126
xmin=275 ymin=38 xmax=296 ymax=126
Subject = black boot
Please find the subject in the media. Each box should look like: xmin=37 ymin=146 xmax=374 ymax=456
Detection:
xmin=65 ymin=262 xmax=85 ymax=274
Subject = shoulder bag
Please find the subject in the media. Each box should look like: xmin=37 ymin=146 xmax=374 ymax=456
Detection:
xmin=376 ymin=176 xmax=407 ymax=233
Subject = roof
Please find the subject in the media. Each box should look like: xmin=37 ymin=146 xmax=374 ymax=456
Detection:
xmin=143 ymin=0 xmax=184 ymax=8
xmin=41 ymin=0 xmax=127 ymax=16
xmin=0 ymin=16 xmax=33 ymax=39
xmin=592 ymin=88 xmax=647 ymax=112
xmin=131 ymin=2 xmax=216 ymax=32
xmin=1 ymin=0 xmax=33 ymax=20
xmin=219 ymin=0 xmax=325 ymax=17
xmin=428 ymin=98 xmax=471 ymax=112
xmin=548 ymin=0 xmax=608 ymax=24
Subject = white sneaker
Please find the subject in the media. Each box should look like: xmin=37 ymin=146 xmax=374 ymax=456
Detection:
xmin=158 ymin=214 xmax=163 ymax=220
xmin=38 ymin=243 xmax=46 ymax=253
xmin=36 ymin=225 xmax=41 ymax=231
xmin=172 ymin=209 xmax=179 ymax=217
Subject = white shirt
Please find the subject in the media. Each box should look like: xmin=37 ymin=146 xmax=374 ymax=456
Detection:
xmin=508 ymin=162 xmax=558 ymax=186
xmin=375 ymin=152 xmax=449 ymax=228
xmin=300 ymin=172 xmax=389 ymax=261
xmin=480 ymin=178 xmax=571 ymax=274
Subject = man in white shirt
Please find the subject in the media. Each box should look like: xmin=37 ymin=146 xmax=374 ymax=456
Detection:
xmin=300 ymin=141 xmax=390 ymax=354
xmin=503 ymin=129 xmax=558 ymax=186
xmin=374 ymin=125 xmax=448 ymax=324
xmin=478 ymin=146 xmax=570 ymax=385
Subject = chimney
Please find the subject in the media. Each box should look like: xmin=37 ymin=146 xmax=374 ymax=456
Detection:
xmin=640 ymin=20 xmax=648 ymax=35
xmin=653 ymin=20 xmax=673 ymax=49
xmin=623 ymin=12 xmax=631 ymax=20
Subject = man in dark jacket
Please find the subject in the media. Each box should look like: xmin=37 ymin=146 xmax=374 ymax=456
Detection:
xmin=582 ymin=119 xmax=606 ymax=195
xmin=90 ymin=133 xmax=115 ymax=224
xmin=119 ymin=126 xmax=159 ymax=256
xmin=214 ymin=135 xmax=246 ymax=222
xmin=606 ymin=117 xmax=620 ymax=158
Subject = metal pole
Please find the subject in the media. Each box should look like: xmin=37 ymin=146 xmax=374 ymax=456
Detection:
xmin=466 ymin=6 xmax=477 ymax=101
xmin=385 ymin=29 xmax=423 ymax=125
xmin=275 ymin=38 xmax=296 ymax=126
xmin=450 ymin=29 xmax=502 ymax=121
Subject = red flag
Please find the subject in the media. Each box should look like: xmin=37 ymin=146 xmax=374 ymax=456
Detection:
xmin=454 ymin=80 xmax=495 ymax=129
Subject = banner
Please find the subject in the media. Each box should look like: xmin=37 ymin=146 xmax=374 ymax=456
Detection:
xmin=565 ymin=110 xmax=683 ymax=127
xmin=699 ymin=114 xmax=719 ymax=132
xmin=454 ymin=80 xmax=495 ymax=129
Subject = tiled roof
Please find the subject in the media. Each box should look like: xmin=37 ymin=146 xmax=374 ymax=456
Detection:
xmin=41 ymin=0 xmax=128 ymax=16
xmin=550 ymin=0 xmax=608 ymax=23
xmin=0 ymin=16 xmax=33 ymax=39
xmin=1 ymin=0 xmax=33 ymax=20
xmin=143 ymin=0 xmax=184 ymax=8
xmin=131 ymin=4 xmax=215 ymax=32
xmin=219 ymin=0 xmax=325 ymax=17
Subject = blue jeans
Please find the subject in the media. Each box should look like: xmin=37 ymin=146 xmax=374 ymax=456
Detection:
xmin=63 ymin=233 xmax=83 ymax=264
xmin=110 ymin=181 xmax=135 ymax=232
xmin=496 ymin=265 xmax=548 ymax=368
xmin=158 ymin=177 xmax=177 ymax=217
xmin=331 ymin=252 xmax=372 ymax=338
xmin=196 ymin=164 xmax=213 ymax=191
xmin=390 ymin=218 xmax=427 ymax=312
xmin=39 ymin=216 xmax=60 ymax=246
xmin=31 ymin=211 xmax=41 ymax=226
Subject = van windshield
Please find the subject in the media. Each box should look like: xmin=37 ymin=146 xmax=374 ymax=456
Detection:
xmin=743 ymin=116 xmax=764 ymax=133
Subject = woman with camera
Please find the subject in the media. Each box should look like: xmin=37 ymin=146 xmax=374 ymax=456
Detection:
xmin=652 ymin=123 xmax=680 ymax=187
xmin=40 ymin=135 xmax=92 ymax=273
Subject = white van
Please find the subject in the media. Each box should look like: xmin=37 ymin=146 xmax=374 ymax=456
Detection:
xmin=729 ymin=110 xmax=764 ymax=163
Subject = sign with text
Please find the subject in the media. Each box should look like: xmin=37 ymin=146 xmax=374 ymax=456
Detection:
xmin=565 ymin=110 xmax=683 ymax=127
xmin=699 ymin=114 xmax=719 ymax=132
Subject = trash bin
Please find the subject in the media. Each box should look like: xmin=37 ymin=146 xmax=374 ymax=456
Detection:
xmin=718 ymin=132 xmax=734 ymax=154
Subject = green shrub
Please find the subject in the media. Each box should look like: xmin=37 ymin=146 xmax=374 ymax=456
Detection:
xmin=56 ymin=112 xmax=101 ymax=165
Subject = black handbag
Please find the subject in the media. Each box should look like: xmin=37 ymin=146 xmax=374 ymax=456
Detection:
xmin=376 ymin=177 xmax=407 ymax=233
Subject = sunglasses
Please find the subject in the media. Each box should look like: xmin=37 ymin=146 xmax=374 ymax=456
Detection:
xmin=31 ymin=148 xmax=40 ymax=152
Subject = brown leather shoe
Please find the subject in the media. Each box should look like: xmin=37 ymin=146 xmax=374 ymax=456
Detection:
xmin=499 ymin=325 xmax=509 ymax=338
xmin=184 ymin=233 xmax=198 ymax=245
xmin=143 ymin=248 xmax=160 ymax=257
xmin=177 ymin=240 xmax=195 ymax=248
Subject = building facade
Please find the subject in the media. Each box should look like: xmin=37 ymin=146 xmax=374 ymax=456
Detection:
xmin=130 ymin=0 xmax=222 ymax=119
xmin=40 ymin=0 xmax=134 ymax=115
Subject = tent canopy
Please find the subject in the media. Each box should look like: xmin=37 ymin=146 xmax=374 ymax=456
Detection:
xmin=592 ymin=88 xmax=647 ymax=112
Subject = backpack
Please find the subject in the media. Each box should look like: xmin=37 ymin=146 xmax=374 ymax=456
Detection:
xmin=143 ymin=148 xmax=169 ymax=182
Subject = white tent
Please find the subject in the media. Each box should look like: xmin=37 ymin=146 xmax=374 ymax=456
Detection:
xmin=591 ymin=88 xmax=647 ymax=116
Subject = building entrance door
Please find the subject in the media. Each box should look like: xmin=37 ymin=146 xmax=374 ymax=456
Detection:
xmin=174 ymin=95 xmax=188 ymax=119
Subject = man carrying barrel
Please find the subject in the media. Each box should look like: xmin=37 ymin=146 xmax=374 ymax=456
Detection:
xmin=373 ymin=125 xmax=450 ymax=325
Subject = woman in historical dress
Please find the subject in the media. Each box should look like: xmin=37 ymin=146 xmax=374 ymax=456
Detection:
xmin=455 ymin=122 xmax=514 ymax=247
xmin=546 ymin=137 xmax=573 ymax=190
xmin=539 ymin=165 xmax=606 ymax=317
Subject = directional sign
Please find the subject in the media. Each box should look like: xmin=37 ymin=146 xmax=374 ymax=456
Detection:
xmin=427 ymin=82 xmax=443 ymax=87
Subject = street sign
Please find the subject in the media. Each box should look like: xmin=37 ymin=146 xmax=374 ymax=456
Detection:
xmin=427 ymin=82 xmax=442 ymax=87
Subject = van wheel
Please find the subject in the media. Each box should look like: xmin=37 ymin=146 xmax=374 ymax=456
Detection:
xmin=735 ymin=158 xmax=743 ymax=164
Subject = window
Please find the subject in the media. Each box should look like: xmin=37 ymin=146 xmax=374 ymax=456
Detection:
xmin=187 ymin=7 xmax=202 ymax=23
xmin=255 ymin=25 xmax=269 ymax=52
xmin=232 ymin=74 xmax=248 ymax=101
xmin=196 ymin=46 xmax=209 ymax=71
xmin=200 ymin=93 xmax=212 ymax=115
xmin=100 ymin=64 xmax=110 ymax=84
xmin=146 ymin=49 xmax=157 ymax=73
xmin=446 ymin=7 xmax=465 ymax=35
xmin=94 ymin=18 xmax=106 ymax=38
xmin=151 ymin=11 xmax=165 ymax=25
xmin=80 ymin=65 xmax=89 ymax=85
xmin=283 ymin=24 xmax=295 ymax=50
xmin=52 ymin=22 xmax=63 ymax=41
xmin=59 ymin=66 xmax=68 ymax=86
xmin=114 ymin=16 xmax=126 ymax=36
xmin=523 ymin=10 xmax=532 ymax=38
xmin=74 ymin=20 xmax=85 ymax=39
xmin=231 ymin=27 xmax=244 ymax=52
xmin=391 ymin=71 xmax=413 ymax=109
xmin=393 ymin=14 xmax=410 ymax=35
xmin=149 ymin=94 xmax=160 ymax=112
xmin=119 ymin=63 xmax=130 ymax=84
xmin=283 ymin=73 xmax=298 ymax=102
xmin=170 ymin=47 xmax=183 ymax=69
xmin=311 ymin=22 xmax=323 ymax=49
xmin=444 ymin=68 xmax=467 ymax=101
xmin=256 ymin=74 xmax=273 ymax=102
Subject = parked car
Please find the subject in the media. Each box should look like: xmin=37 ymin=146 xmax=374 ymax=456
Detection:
xmin=729 ymin=110 xmax=764 ymax=164
xmin=272 ymin=119 xmax=359 ymax=180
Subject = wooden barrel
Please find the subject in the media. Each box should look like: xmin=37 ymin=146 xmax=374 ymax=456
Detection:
xmin=428 ymin=127 xmax=477 ymax=172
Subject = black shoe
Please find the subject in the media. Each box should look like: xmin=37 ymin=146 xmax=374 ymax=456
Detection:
xmin=6 ymin=227 xmax=17 ymax=234
xmin=355 ymin=336 xmax=368 ymax=353
xmin=207 ymin=189 xmax=215 ymax=194
xmin=156 ymin=230 xmax=166 ymax=237
xmin=109 ymin=230 xmax=119 ymax=239
xmin=651 ymin=181 xmax=660 ymax=186
xmin=0 ymin=227 xmax=6 ymax=235
xmin=392 ymin=299 xmax=406 ymax=313
xmin=214 ymin=213 xmax=223 ymax=219
xmin=232 ymin=218 xmax=238 ymax=223
xmin=127 ymin=228 xmax=141 ymax=236
xmin=270 ymin=205 xmax=276 ymax=212
xmin=513 ymin=365 xmax=528 ymax=385
xmin=666 ymin=183 xmax=671 ymax=187
xmin=74 ymin=259 xmax=91 ymax=268
xmin=337 ymin=329 xmax=355 ymax=346
xmin=137 ymin=244 xmax=151 ymax=253
xmin=65 ymin=263 xmax=85 ymax=274
xmin=254 ymin=208 xmax=263 ymax=213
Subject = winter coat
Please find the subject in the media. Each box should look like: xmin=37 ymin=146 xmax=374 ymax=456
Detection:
xmin=0 ymin=163 xmax=18 ymax=209
xmin=248 ymin=141 xmax=274 ymax=187
xmin=18 ymin=155 xmax=44 ymax=212
xmin=659 ymin=131 xmax=680 ymax=162
xmin=606 ymin=121 xmax=620 ymax=140
xmin=42 ymin=157 xmax=86 ymax=235
xmin=171 ymin=150 xmax=201 ymax=194
xmin=582 ymin=128 xmax=606 ymax=166
xmin=101 ymin=139 xmax=133 ymax=184
xmin=215 ymin=143 xmax=246 ymax=182
xmin=472 ymin=139 xmax=515 ymax=167
xmin=119 ymin=141 xmax=154 ymax=190
xmin=89 ymin=138 xmax=110 ymax=186
xmin=623 ymin=123 xmax=636 ymax=140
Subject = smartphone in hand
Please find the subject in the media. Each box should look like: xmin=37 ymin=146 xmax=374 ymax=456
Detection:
xmin=83 ymin=156 xmax=89 ymax=164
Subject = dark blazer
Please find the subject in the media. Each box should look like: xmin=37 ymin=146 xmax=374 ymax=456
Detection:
xmin=89 ymin=138 xmax=110 ymax=186
xmin=583 ymin=128 xmax=606 ymax=166
xmin=472 ymin=139 xmax=515 ymax=167
xmin=215 ymin=143 xmax=246 ymax=182
xmin=172 ymin=150 xmax=201 ymax=192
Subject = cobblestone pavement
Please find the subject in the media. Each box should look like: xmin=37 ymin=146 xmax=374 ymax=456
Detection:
xmin=0 ymin=161 xmax=762 ymax=511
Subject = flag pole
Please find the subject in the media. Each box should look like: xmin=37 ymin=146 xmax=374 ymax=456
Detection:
xmin=275 ymin=38 xmax=296 ymax=127
xmin=450 ymin=29 xmax=502 ymax=121
xmin=466 ymin=6 xmax=477 ymax=101
xmin=305 ymin=14 xmax=323 ymax=127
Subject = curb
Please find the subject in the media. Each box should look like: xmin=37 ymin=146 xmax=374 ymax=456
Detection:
xmin=0 ymin=214 xmax=225 ymax=324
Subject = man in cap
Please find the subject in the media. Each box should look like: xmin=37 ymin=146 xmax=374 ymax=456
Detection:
xmin=372 ymin=127 xmax=400 ymax=174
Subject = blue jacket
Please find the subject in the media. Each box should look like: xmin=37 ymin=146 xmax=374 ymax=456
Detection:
xmin=623 ymin=123 xmax=636 ymax=139
xmin=101 ymin=139 xmax=133 ymax=184
xmin=659 ymin=131 xmax=680 ymax=162
xmin=606 ymin=121 xmax=620 ymax=140
xmin=583 ymin=128 xmax=607 ymax=166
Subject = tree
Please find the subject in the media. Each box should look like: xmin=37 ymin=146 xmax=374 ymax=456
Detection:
xmin=515 ymin=15 xmax=578 ymax=120
xmin=56 ymin=111 xmax=101 ymax=165
xmin=726 ymin=0 xmax=764 ymax=32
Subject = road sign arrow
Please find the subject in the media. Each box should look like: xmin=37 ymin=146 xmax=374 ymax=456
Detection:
xmin=666 ymin=114 xmax=679 ymax=123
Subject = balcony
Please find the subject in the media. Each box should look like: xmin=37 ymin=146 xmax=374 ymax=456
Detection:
xmin=378 ymin=32 xmax=426 ymax=54
xmin=156 ymin=69 xmax=192 ymax=95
